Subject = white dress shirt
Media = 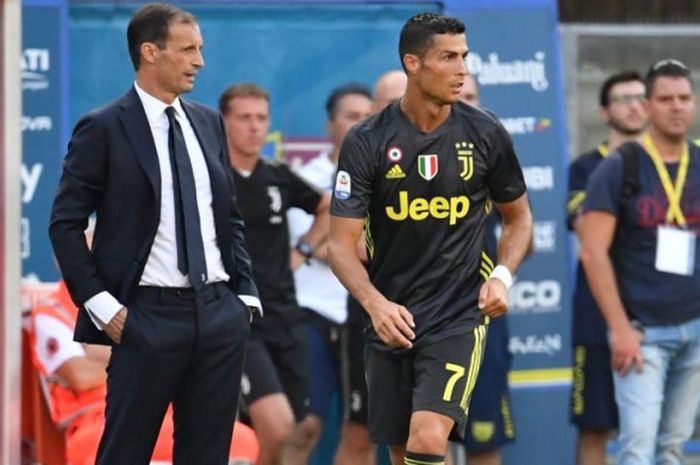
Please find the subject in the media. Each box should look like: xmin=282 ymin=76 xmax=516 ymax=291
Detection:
xmin=84 ymin=83 xmax=261 ymax=329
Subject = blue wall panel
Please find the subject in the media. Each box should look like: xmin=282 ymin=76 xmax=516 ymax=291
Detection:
xmin=69 ymin=3 xmax=438 ymax=135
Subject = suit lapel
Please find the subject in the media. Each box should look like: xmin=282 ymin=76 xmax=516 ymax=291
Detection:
xmin=118 ymin=87 xmax=161 ymax=207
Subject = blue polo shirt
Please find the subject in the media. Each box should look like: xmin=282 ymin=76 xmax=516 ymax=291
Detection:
xmin=584 ymin=141 xmax=700 ymax=326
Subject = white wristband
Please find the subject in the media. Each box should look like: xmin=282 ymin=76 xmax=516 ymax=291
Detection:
xmin=489 ymin=265 xmax=513 ymax=290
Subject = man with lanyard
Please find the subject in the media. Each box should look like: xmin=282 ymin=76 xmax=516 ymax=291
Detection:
xmin=567 ymin=71 xmax=647 ymax=465
xmin=580 ymin=59 xmax=700 ymax=464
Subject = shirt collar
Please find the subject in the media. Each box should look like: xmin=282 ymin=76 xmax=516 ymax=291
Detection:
xmin=133 ymin=82 xmax=185 ymax=123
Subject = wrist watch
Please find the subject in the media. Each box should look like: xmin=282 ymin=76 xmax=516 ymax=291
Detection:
xmin=295 ymin=240 xmax=313 ymax=263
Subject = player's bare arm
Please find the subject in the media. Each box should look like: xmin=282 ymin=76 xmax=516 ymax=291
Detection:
xmin=579 ymin=210 xmax=643 ymax=375
xmin=328 ymin=215 xmax=415 ymax=348
xmin=479 ymin=193 xmax=533 ymax=318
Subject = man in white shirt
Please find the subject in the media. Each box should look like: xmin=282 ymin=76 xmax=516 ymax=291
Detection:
xmin=48 ymin=4 xmax=258 ymax=464
xmin=287 ymin=83 xmax=375 ymax=465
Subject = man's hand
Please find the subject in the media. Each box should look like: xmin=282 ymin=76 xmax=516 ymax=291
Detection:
xmin=610 ymin=324 xmax=644 ymax=376
xmin=478 ymin=279 xmax=508 ymax=318
xmin=104 ymin=307 xmax=128 ymax=344
xmin=366 ymin=297 xmax=415 ymax=349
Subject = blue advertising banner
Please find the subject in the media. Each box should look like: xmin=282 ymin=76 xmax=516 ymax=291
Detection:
xmin=22 ymin=3 xmax=66 ymax=281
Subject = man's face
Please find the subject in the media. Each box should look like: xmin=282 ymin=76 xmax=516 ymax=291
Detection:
xmin=412 ymin=33 xmax=468 ymax=105
xmin=223 ymin=97 xmax=270 ymax=158
xmin=459 ymin=75 xmax=479 ymax=106
xmin=602 ymin=80 xmax=647 ymax=135
xmin=153 ymin=21 xmax=204 ymax=97
xmin=645 ymin=76 xmax=695 ymax=139
xmin=328 ymin=93 xmax=373 ymax=148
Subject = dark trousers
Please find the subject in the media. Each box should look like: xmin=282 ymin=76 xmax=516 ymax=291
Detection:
xmin=95 ymin=282 xmax=250 ymax=465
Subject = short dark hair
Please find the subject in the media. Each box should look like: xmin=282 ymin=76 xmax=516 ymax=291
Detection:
xmin=218 ymin=83 xmax=270 ymax=115
xmin=325 ymin=83 xmax=372 ymax=120
xmin=127 ymin=3 xmax=197 ymax=71
xmin=645 ymin=59 xmax=693 ymax=97
xmin=398 ymin=13 xmax=465 ymax=72
xmin=599 ymin=71 xmax=644 ymax=108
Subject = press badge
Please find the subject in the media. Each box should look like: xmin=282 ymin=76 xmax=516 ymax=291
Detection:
xmin=655 ymin=225 xmax=696 ymax=276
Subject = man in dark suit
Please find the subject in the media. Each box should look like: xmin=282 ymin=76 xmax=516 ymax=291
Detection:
xmin=48 ymin=4 xmax=259 ymax=464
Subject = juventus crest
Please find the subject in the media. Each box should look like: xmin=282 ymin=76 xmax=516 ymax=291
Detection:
xmin=456 ymin=141 xmax=474 ymax=181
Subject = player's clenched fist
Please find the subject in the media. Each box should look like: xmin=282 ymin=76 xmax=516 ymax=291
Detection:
xmin=478 ymin=279 xmax=508 ymax=318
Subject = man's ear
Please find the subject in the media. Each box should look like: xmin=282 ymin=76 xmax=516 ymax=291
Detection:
xmin=403 ymin=53 xmax=420 ymax=75
xmin=140 ymin=42 xmax=160 ymax=66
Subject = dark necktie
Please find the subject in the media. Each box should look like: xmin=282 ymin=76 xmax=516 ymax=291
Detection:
xmin=165 ymin=106 xmax=207 ymax=290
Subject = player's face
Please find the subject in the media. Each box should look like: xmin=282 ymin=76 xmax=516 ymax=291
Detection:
xmin=415 ymin=33 xmax=468 ymax=105
xmin=645 ymin=76 xmax=695 ymax=140
xmin=152 ymin=22 xmax=204 ymax=99
xmin=602 ymin=80 xmax=647 ymax=135
xmin=328 ymin=93 xmax=373 ymax=147
xmin=223 ymin=97 xmax=270 ymax=158
xmin=459 ymin=75 xmax=479 ymax=106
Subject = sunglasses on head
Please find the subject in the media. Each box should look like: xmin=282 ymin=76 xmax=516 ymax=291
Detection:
xmin=649 ymin=59 xmax=689 ymax=73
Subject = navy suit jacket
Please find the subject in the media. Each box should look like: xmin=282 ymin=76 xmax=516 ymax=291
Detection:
xmin=49 ymin=87 xmax=258 ymax=345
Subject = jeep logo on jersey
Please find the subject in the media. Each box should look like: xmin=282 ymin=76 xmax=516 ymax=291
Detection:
xmin=456 ymin=141 xmax=474 ymax=181
xmin=385 ymin=190 xmax=470 ymax=225
xmin=417 ymin=154 xmax=438 ymax=180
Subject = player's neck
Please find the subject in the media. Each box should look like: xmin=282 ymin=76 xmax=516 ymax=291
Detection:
xmin=230 ymin=150 xmax=259 ymax=172
xmin=648 ymin=126 xmax=686 ymax=162
xmin=607 ymin=130 xmax=642 ymax=153
xmin=400 ymin=91 xmax=451 ymax=133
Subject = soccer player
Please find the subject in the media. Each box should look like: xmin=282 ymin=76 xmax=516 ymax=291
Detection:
xmin=219 ymin=83 xmax=330 ymax=465
xmin=327 ymin=13 xmax=533 ymax=465
xmin=567 ymin=71 xmax=647 ymax=465
xmin=580 ymin=59 xmax=700 ymax=464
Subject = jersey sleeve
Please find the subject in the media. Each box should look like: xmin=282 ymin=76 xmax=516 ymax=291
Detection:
xmin=330 ymin=128 xmax=376 ymax=218
xmin=33 ymin=313 xmax=86 ymax=376
xmin=284 ymin=164 xmax=323 ymax=214
xmin=484 ymin=122 xmax=527 ymax=203
xmin=583 ymin=154 xmax=623 ymax=216
xmin=567 ymin=157 xmax=589 ymax=230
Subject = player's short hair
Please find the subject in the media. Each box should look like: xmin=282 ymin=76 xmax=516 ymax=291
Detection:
xmin=325 ymin=83 xmax=372 ymax=120
xmin=127 ymin=3 xmax=197 ymax=71
xmin=218 ymin=83 xmax=270 ymax=115
xmin=645 ymin=59 xmax=693 ymax=98
xmin=398 ymin=13 xmax=465 ymax=72
xmin=599 ymin=71 xmax=644 ymax=108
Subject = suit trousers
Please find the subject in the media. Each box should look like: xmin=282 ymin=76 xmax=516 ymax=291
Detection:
xmin=95 ymin=282 xmax=250 ymax=465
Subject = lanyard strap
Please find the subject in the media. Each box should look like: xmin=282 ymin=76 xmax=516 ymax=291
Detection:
xmin=642 ymin=133 xmax=690 ymax=226
xmin=597 ymin=143 xmax=610 ymax=157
